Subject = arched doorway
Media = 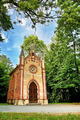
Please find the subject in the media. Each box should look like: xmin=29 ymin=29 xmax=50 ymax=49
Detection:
xmin=29 ymin=82 xmax=37 ymax=103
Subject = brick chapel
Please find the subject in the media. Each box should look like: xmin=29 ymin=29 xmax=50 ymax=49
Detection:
xmin=7 ymin=47 xmax=48 ymax=105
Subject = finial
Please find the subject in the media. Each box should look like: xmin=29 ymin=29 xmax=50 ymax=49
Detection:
xmin=29 ymin=43 xmax=36 ymax=55
xmin=30 ymin=43 xmax=35 ymax=52
xmin=21 ymin=45 xmax=23 ymax=49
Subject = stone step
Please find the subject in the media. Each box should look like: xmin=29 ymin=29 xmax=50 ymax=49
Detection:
xmin=27 ymin=103 xmax=41 ymax=106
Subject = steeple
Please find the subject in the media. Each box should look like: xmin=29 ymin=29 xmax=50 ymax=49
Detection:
xmin=20 ymin=46 xmax=24 ymax=65
xmin=20 ymin=46 xmax=24 ymax=57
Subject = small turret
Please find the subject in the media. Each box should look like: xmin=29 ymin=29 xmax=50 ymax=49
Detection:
xmin=19 ymin=47 xmax=24 ymax=65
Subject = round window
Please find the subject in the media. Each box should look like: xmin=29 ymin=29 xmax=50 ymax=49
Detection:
xmin=29 ymin=65 xmax=37 ymax=73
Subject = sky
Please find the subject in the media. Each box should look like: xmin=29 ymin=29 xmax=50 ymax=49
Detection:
xmin=0 ymin=9 xmax=57 ymax=67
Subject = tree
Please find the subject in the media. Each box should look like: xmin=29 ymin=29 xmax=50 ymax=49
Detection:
xmin=22 ymin=35 xmax=47 ymax=56
xmin=0 ymin=0 xmax=56 ymax=41
xmin=56 ymin=0 xmax=80 ymax=74
xmin=0 ymin=55 xmax=13 ymax=102
xmin=45 ymin=0 xmax=80 ymax=103
xmin=46 ymin=40 xmax=80 ymax=103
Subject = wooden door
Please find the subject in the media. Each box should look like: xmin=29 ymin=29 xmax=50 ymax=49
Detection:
xmin=29 ymin=82 xmax=37 ymax=103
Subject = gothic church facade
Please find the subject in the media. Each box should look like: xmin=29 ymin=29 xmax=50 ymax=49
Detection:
xmin=7 ymin=48 xmax=48 ymax=105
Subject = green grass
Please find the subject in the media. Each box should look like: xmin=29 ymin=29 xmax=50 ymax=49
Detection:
xmin=49 ymin=103 xmax=80 ymax=105
xmin=1 ymin=102 xmax=80 ymax=105
xmin=0 ymin=103 xmax=9 ymax=105
xmin=0 ymin=113 xmax=80 ymax=120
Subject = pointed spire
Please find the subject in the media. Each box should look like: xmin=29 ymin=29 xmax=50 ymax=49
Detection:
xmin=20 ymin=46 xmax=24 ymax=65
xmin=20 ymin=46 xmax=24 ymax=57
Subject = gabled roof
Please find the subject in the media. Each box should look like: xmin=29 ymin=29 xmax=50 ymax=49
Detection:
xmin=10 ymin=65 xmax=20 ymax=75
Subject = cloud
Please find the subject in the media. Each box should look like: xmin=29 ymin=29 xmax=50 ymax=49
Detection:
xmin=6 ymin=48 xmax=12 ymax=51
xmin=4 ymin=3 xmax=9 ymax=9
xmin=33 ymin=23 xmax=56 ymax=44
xmin=19 ymin=18 xmax=27 ymax=26
xmin=1 ymin=33 xmax=8 ymax=43
xmin=16 ymin=17 xmax=30 ymax=27
xmin=4 ymin=4 xmax=14 ymax=15
xmin=12 ymin=43 xmax=21 ymax=50
xmin=14 ymin=15 xmax=56 ymax=45
xmin=8 ymin=9 xmax=14 ymax=15
xmin=0 ymin=15 xmax=57 ymax=67
xmin=23 ymin=20 xmax=57 ymax=44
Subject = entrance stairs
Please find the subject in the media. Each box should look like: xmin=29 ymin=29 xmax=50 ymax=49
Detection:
xmin=27 ymin=103 xmax=41 ymax=106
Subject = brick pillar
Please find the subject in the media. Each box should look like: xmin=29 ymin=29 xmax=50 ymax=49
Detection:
xmin=20 ymin=64 xmax=24 ymax=99
xmin=42 ymin=59 xmax=48 ymax=104
xmin=19 ymin=48 xmax=24 ymax=105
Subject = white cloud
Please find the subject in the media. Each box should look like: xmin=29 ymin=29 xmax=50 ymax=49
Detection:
xmin=2 ymin=33 xmax=8 ymax=43
xmin=35 ymin=24 xmax=55 ymax=44
xmin=22 ymin=23 xmax=54 ymax=45
xmin=4 ymin=3 xmax=9 ymax=9
xmin=4 ymin=4 xmax=14 ymax=15
xmin=8 ymin=9 xmax=14 ymax=15
xmin=16 ymin=17 xmax=30 ymax=27
xmin=13 ymin=43 xmax=20 ymax=49
xmin=20 ymin=18 xmax=27 ymax=26
xmin=6 ymin=45 xmax=20 ymax=52
xmin=7 ymin=48 xmax=12 ymax=51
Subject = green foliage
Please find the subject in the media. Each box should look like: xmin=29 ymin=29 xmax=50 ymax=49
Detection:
xmin=18 ymin=0 xmax=40 ymax=11
xmin=22 ymin=35 xmax=47 ymax=55
xmin=0 ymin=55 xmax=13 ymax=103
xmin=0 ymin=5 xmax=12 ymax=31
xmin=0 ymin=0 xmax=56 ymax=41
xmin=46 ymin=42 xmax=80 ymax=103
xmin=46 ymin=0 xmax=80 ymax=103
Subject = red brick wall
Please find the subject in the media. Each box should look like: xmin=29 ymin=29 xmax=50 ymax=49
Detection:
xmin=7 ymin=67 xmax=21 ymax=100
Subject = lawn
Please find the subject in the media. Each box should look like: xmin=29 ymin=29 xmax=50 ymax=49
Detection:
xmin=0 ymin=103 xmax=9 ymax=105
xmin=49 ymin=103 xmax=80 ymax=105
xmin=1 ymin=102 xmax=80 ymax=105
xmin=0 ymin=113 xmax=80 ymax=120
